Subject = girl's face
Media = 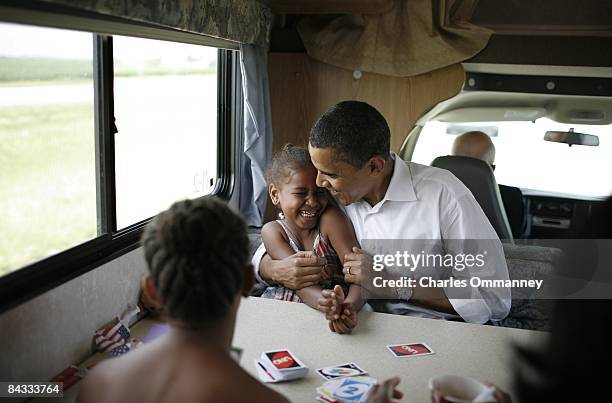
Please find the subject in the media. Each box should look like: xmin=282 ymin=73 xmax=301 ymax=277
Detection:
xmin=269 ymin=164 xmax=329 ymax=230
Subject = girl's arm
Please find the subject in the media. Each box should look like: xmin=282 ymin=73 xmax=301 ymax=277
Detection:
xmin=262 ymin=221 xmax=324 ymax=310
xmin=346 ymin=284 xmax=366 ymax=313
xmin=296 ymin=285 xmax=326 ymax=311
xmin=320 ymin=206 xmax=366 ymax=312
xmin=261 ymin=221 xmax=296 ymax=260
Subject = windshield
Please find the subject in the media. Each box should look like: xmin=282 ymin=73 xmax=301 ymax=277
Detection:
xmin=411 ymin=118 xmax=612 ymax=198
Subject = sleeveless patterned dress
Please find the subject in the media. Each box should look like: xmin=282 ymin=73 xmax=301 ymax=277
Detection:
xmin=260 ymin=220 xmax=347 ymax=302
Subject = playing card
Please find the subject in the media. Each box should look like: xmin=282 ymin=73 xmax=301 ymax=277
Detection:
xmin=254 ymin=359 xmax=278 ymax=383
xmin=316 ymin=396 xmax=339 ymax=403
xmin=230 ymin=346 xmax=243 ymax=363
xmin=386 ymin=342 xmax=435 ymax=358
xmin=317 ymin=376 xmax=376 ymax=403
xmin=263 ymin=349 xmax=305 ymax=371
xmin=258 ymin=350 xmax=308 ymax=382
xmin=331 ymin=377 xmax=376 ymax=402
xmin=316 ymin=362 xmax=367 ymax=380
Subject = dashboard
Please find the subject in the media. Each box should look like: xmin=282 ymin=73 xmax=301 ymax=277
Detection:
xmin=525 ymin=195 xmax=606 ymax=238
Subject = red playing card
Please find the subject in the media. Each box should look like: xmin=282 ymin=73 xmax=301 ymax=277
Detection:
xmin=387 ymin=342 xmax=434 ymax=357
xmin=266 ymin=350 xmax=301 ymax=370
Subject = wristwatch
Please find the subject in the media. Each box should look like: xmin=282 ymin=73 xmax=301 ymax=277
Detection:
xmin=396 ymin=281 xmax=413 ymax=301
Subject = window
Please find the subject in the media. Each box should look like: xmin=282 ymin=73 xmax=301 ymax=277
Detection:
xmin=412 ymin=118 xmax=612 ymax=198
xmin=0 ymin=10 xmax=235 ymax=311
xmin=0 ymin=22 xmax=97 ymax=276
xmin=113 ymin=36 xmax=218 ymax=229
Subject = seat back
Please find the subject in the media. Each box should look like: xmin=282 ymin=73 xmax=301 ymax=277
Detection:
xmin=432 ymin=155 xmax=513 ymax=240
xmin=499 ymin=184 xmax=526 ymax=238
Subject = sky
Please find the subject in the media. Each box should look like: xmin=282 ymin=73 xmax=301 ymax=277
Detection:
xmin=0 ymin=21 xmax=218 ymax=65
xmin=0 ymin=22 xmax=92 ymax=58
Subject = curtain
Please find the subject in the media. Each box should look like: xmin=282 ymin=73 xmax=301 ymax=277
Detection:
xmin=39 ymin=0 xmax=271 ymax=45
xmin=297 ymin=0 xmax=491 ymax=77
xmin=239 ymin=44 xmax=272 ymax=227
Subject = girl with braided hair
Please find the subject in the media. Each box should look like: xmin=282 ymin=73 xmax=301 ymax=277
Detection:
xmin=262 ymin=144 xmax=366 ymax=334
xmin=78 ymin=196 xmax=289 ymax=403
xmin=78 ymin=196 xmax=403 ymax=403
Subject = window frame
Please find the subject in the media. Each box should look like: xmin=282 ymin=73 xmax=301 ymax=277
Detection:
xmin=0 ymin=7 xmax=238 ymax=314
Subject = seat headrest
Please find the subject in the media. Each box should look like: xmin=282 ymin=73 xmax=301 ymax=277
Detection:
xmin=431 ymin=155 xmax=513 ymax=240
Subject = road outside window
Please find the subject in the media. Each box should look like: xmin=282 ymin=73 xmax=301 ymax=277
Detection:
xmin=412 ymin=118 xmax=612 ymax=198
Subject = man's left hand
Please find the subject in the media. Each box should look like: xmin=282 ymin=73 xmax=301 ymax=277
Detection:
xmin=343 ymin=246 xmax=372 ymax=287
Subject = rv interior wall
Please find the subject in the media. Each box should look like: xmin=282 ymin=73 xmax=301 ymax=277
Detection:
xmin=264 ymin=52 xmax=465 ymax=221
xmin=0 ymin=148 xmax=242 ymax=385
xmin=0 ymin=249 xmax=146 ymax=381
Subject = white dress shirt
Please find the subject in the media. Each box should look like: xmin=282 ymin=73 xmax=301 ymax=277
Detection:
xmin=252 ymin=154 xmax=511 ymax=324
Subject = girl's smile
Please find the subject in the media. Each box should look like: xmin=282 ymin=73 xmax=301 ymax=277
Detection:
xmin=271 ymin=165 xmax=329 ymax=232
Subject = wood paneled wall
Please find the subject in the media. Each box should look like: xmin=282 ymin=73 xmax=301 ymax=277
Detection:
xmin=264 ymin=53 xmax=465 ymax=221
xmin=268 ymin=53 xmax=465 ymax=153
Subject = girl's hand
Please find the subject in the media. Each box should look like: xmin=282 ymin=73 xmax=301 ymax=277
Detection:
xmin=318 ymin=285 xmax=345 ymax=320
xmin=328 ymin=303 xmax=357 ymax=334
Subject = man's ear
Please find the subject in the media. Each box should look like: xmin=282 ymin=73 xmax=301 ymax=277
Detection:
xmin=142 ymin=274 xmax=163 ymax=311
xmin=268 ymin=183 xmax=280 ymax=206
xmin=241 ymin=264 xmax=255 ymax=297
xmin=367 ymin=155 xmax=387 ymax=176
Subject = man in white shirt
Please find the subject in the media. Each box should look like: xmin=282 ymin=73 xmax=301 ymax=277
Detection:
xmin=253 ymin=101 xmax=511 ymax=325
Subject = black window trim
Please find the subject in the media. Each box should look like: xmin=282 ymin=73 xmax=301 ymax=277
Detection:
xmin=0 ymin=9 xmax=238 ymax=314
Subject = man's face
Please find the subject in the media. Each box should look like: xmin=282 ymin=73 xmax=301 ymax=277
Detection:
xmin=308 ymin=144 xmax=373 ymax=206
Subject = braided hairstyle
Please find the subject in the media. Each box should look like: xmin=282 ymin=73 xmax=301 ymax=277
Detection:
xmin=266 ymin=143 xmax=312 ymax=187
xmin=142 ymin=196 xmax=249 ymax=327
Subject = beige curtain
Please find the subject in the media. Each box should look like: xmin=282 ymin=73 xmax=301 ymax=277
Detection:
xmin=297 ymin=0 xmax=491 ymax=77
xmin=39 ymin=0 xmax=272 ymax=45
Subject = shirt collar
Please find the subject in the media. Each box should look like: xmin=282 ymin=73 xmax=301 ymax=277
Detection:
xmin=383 ymin=153 xmax=418 ymax=202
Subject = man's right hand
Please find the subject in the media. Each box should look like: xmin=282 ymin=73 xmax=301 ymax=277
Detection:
xmin=260 ymin=251 xmax=325 ymax=290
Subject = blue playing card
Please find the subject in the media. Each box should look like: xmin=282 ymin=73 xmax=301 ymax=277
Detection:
xmin=332 ymin=377 xmax=373 ymax=402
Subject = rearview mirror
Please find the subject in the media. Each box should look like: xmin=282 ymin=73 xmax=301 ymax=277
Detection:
xmin=544 ymin=128 xmax=599 ymax=147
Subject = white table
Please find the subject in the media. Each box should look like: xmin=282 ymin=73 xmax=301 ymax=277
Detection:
xmin=50 ymin=297 xmax=542 ymax=403
xmin=233 ymin=298 xmax=542 ymax=403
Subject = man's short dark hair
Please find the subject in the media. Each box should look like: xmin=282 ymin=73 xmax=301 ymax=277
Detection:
xmin=142 ymin=196 xmax=249 ymax=327
xmin=309 ymin=101 xmax=390 ymax=167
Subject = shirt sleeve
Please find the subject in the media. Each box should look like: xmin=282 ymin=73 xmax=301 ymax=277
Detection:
xmin=251 ymin=242 xmax=271 ymax=286
xmin=440 ymin=191 xmax=512 ymax=323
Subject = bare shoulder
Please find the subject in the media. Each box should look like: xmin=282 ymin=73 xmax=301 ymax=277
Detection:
xmin=77 ymin=360 xmax=115 ymax=403
xmin=261 ymin=220 xmax=287 ymax=241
